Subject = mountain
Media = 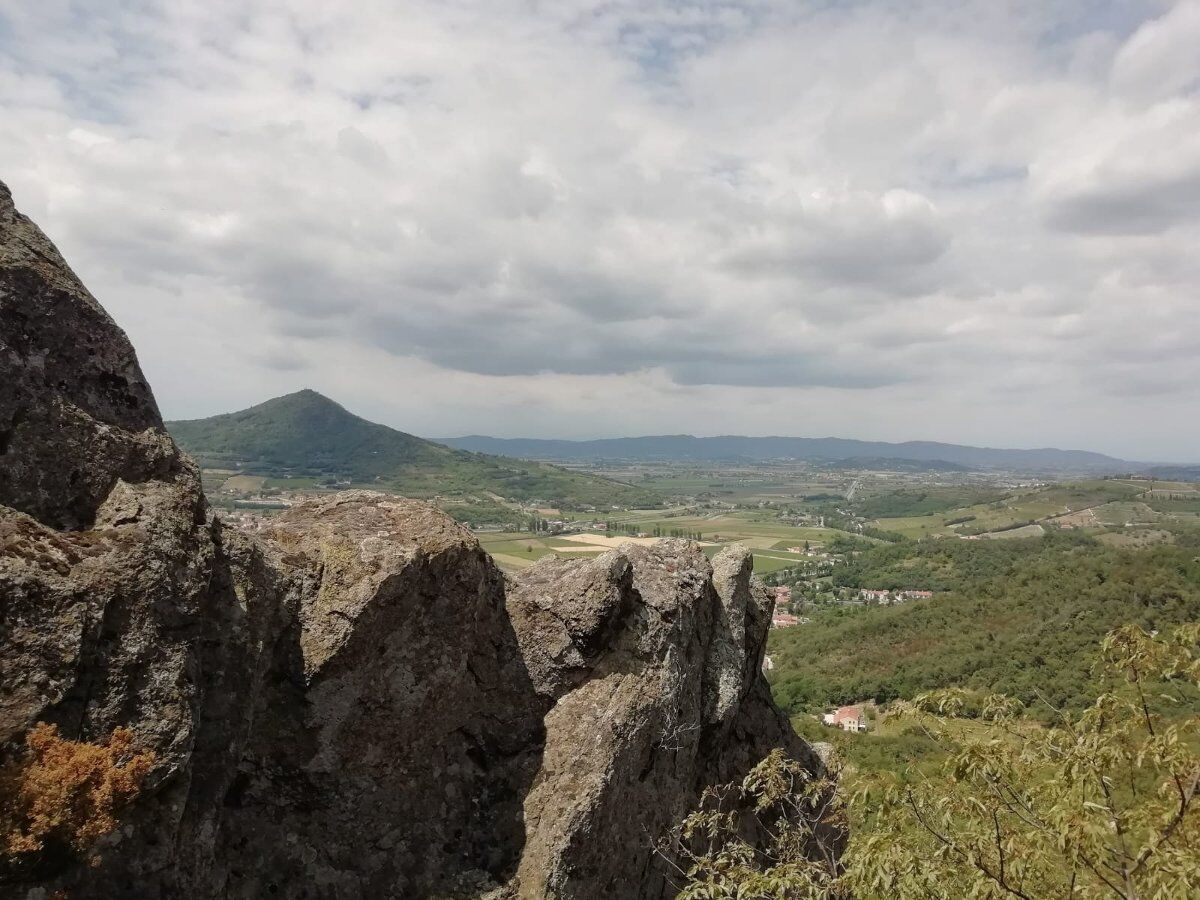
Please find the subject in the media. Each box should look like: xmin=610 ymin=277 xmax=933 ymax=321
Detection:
xmin=167 ymin=390 xmax=661 ymax=508
xmin=437 ymin=434 xmax=1140 ymax=473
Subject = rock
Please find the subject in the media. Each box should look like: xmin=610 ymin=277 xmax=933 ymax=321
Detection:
xmin=0 ymin=179 xmax=832 ymax=898
xmin=505 ymin=542 xmax=822 ymax=899
xmin=210 ymin=492 xmax=545 ymax=898
xmin=1 ymin=178 xmax=289 ymax=893
xmin=0 ymin=180 xmax=177 ymax=532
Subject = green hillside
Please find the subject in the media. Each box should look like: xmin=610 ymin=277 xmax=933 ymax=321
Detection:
xmin=168 ymin=390 xmax=661 ymax=509
xmin=768 ymin=529 xmax=1200 ymax=716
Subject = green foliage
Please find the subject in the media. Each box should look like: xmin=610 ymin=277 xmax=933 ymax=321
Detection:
xmin=659 ymin=749 xmax=846 ymax=899
xmin=768 ymin=533 xmax=1200 ymax=713
xmin=791 ymin=717 xmax=944 ymax=778
xmin=673 ymin=625 xmax=1200 ymax=899
xmin=850 ymin=623 xmax=1200 ymax=898
xmin=441 ymin=503 xmax=524 ymax=528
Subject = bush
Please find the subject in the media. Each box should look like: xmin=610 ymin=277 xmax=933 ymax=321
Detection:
xmin=659 ymin=749 xmax=847 ymax=899
xmin=1 ymin=723 xmax=155 ymax=864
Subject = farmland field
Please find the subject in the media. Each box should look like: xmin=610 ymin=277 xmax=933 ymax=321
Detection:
xmin=632 ymin=470 xmax=847 ymax=505
xmin=476 ymin=511 xmax=834 ymax=575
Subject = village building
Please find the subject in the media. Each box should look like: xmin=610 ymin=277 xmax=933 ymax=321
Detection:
xmin=823 ymin=705 xmax=867 ymax=732
xmin=858 ymin=588 xmax=933 ymax=604
xmin=771 ymin=612 xmax=800 ymax=628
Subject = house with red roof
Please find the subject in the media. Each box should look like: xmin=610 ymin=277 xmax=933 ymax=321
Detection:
xmin=822 ymin=704 xmax=867 ymax=732
xmin=771 ymin=612 xmax=800 ymax=628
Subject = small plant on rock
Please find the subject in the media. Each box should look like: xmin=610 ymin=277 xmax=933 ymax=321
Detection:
xmin=1 ymin=723 xmax=155 ymax=866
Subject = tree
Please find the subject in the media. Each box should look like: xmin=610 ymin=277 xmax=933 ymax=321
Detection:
xmin=853 ymin=622 xmax=1200 ymax=898
xmin=669 ymin=623 xmax=1200 ymax=898
xmin=658 ymin=749 xmax=847 ymax=899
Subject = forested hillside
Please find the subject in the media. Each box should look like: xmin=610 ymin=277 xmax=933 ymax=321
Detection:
xmin=768 ymin=530 xmax=1200 ymax=714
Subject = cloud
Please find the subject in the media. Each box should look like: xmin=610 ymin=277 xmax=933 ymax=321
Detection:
xmin=0 ymin=0 xmax=1196 ymax=458
xmin=721 ymin=189 xmax=951 ymax=290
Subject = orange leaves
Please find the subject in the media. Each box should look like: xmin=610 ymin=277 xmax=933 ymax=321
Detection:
xmin=0 ymin=722 xmax=155 ymax=861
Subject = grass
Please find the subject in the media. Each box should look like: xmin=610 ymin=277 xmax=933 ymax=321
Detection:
xmin=1091 ymin=501 xmax=1160 ymax=525
xmin=1143 ymin=497 xmax=1200 ymax=515
xmin=978 ymin=523 xmax=1045 ymax=539
xmin=751 ymin=554 xmax=801 ymax=573
xmin=1098 ymin=529 xmax=1176 ymax=549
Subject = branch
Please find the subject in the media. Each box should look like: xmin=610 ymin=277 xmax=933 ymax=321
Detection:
xmin=1128 ymin=768 xmax=1200 ymax=878
xmin=902 ymin=791 xmax=1035 ymax=900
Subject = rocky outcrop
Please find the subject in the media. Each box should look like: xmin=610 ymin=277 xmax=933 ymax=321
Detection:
xmin=506 ymin=542 xmax=822 ymax=899
xmin=0 ymin=180 xmax=829 ymax=898
xmin=0 ymin=181 xmax=176 ymax=533
xmin=0 ymin=179 xmax=294 ymax=894
xmin=209 ymin=493 xmax=546 ymax=898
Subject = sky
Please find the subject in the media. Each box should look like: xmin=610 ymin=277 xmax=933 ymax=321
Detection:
xmin=0 ymin=1 xmax=1197 ymax=461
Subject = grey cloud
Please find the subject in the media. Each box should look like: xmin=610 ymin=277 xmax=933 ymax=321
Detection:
xmin=1043 ymin=164 xmax=1200 ymax=234
xmin=667 ymin=357 xmax=904 ymax=389
xmin=0 ymin=0 xmax=1197 ymax=457
xmin=720 ymin=192 xmax=952 ymax=292
xmin=256 ymin=350 xmax=313 ymax=372
xmin=337 ymin=126 xmax=390 ymax=169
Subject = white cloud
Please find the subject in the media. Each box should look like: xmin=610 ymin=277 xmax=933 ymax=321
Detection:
xmin=0 ymin=0 xmax=1196 ymax=459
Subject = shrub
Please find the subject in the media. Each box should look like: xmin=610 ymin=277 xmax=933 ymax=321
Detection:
xmin=658 ymin=749 xmax=847 ymax=898
xmin=0 ymin=723 xmax=155 ymax=863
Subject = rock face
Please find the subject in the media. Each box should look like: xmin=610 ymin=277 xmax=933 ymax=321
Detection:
xmin=507 ymin=543 xmax=822 ymax=898
xmin=0 ymin=181 xmax=175 ymax=533
xmin=210 ymin=493 xmax=547 ymax=898
xmin=0 ymin=181 xmax=829 ymax=898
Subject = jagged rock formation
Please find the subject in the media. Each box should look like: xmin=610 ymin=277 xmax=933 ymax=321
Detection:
xmin=506 ymin=542 xmax=821 ymax=898
xmin=0 ymin=180 xmax=828 ymax=898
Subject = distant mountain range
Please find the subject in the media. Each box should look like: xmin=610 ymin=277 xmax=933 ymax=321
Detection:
xmin=167 ymin=391 xmax=661 ymax=507
xmin=436 ymin=434 xmax=1145 ymax=473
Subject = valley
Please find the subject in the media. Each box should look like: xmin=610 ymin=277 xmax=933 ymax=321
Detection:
xmin=165 ymin=388 xmax=1200 ymax=777
xmin=169 ymin=406 xmax=1200 ymax=884
xmin=6 ymin=0 xmax=1200 ymax=888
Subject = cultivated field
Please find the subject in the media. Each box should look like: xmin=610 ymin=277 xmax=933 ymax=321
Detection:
xmin=477 ymin=509 xmax=838 ymax=575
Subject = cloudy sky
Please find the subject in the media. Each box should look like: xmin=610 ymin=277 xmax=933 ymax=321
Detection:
xmin=1 ymin=1 xmax=1197 ymax=460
